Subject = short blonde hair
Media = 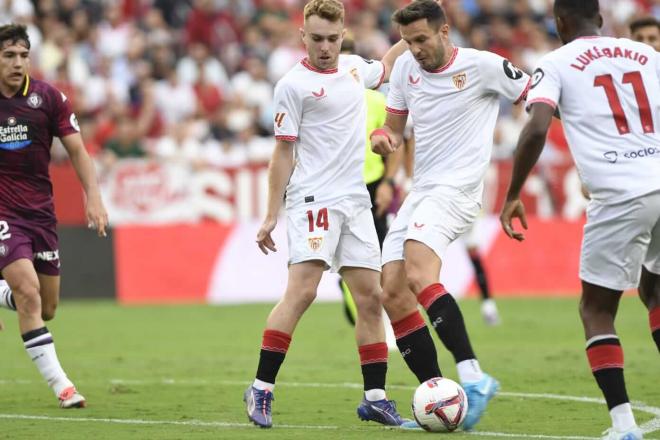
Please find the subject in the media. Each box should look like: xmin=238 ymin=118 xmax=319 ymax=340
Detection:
xmin=304 ymin=0 xmax=344 ymax=24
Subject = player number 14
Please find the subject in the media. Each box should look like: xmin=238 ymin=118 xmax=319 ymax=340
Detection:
xmin=307 ymin=208 xmax=329 ymax=233
xmin=594 ymin=71 xmax=654 ymax=135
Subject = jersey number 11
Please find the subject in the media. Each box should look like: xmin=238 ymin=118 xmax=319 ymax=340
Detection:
xmin=594 ymin=71 xmax=654 ymax=135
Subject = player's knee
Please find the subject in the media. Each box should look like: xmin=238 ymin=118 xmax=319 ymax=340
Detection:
xmin=578 ymin=296 xmax=614 ymax=323
xmin=291 ymin=287 xmax=317 ymax=310
xmin=405 ymin=269 xmax=427 ymax=295
xmin=381 ymin=283 xmax=405 ymax=312
xmin=352 ymin=287 xmax=382 ymax=316
xmin=12 ymin=281 xmax=41 ymax=315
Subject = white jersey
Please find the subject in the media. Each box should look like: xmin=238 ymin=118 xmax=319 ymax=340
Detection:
xmin=386 ymin=48 xmax=530 ymax=199
xmin=273 ymin=54 xmax=385 ymax=209
xmin=527 ymin=36 xmax=660 ymax=204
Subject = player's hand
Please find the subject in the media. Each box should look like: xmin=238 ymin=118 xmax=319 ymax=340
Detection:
xmin=500 ymin=198 xmax=528 ymax=241
xmin=86 ymin=193 xmax=108 ymax=238
xmin=256 ymin=216 xmax=278 ymax=255
xmin=371 ymin=134 xmax=396 ymax=156
xmin=375 ymin=180 xmax=394 ymax=217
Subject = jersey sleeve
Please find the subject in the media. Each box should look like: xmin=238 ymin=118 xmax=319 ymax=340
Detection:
xmin=479 ymin=51 xmax=531 ymax=104
xmin=525 ymin=55 xmax=561 ymax=111
xmin=385 ymin=57 xmax=408 ymax=115
xmin=52 ymin=88 xmax=80 ymax=138
xmin=273 ymin=80 xmax=302 ymax=142
xmin=353 ymin=55 xmax=386 ymax=90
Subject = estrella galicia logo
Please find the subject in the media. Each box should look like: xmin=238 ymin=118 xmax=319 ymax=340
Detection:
xmin=0 ymin=119 xmax=31 ymax=151
xmin=603 ymin=151 xmax=618 ymax=163
xmin=503 ymin=59 xmax=524 ymax=80
xmin=531 ymin=68 xmax=545 ymax=89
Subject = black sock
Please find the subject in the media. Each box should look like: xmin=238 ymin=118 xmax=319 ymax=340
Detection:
xmin=255 ymin=329 xmax=291 ymax=385
xmin=650 ymin=307 xmax=660 ymax=352
xmin=420 ymin=284 xmax=476 ymax=363
xmin=392 ymin=311 xmax=442 ymax=383
xmin=586 ymin=336 xmax=628 ymax=409
xmin=469 ymin=253 xmax=491 ymax=300
xmin=359 ymin=342 xmax=388 ymax=392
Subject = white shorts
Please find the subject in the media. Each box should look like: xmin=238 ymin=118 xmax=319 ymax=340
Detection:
xmin=287 ymin=199 xmax=381 ymax=273
xmin=580 ymin=190 xmax=660 ymax=290
xmin=382 ymin=188 xmax=480 ymax=265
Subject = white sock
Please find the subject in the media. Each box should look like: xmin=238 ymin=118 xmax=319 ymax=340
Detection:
xmin=456 ymin=359 xmax=483 ymax=383
xmin=365 ymin=388 xmax=387 ymax=401
xmin=23 ymin=329 xmax=74 ymax=396
xmin=610 ymin=403 xmax=637 ymax=431
xmin=0 ymin=282 xmax=16 ymax=311
xmin=253 ymin=379 xmax=274 ymax=391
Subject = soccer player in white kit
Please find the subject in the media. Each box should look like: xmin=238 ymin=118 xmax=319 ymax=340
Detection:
xmin=370 ymin=0 xmax=530 ymax=431
xmin=500 ymin=1 xmax=660 ymax=439
xmin=244 ymin=0 xmax=409 ymax=429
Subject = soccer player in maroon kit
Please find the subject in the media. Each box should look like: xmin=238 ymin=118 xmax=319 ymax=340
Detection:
xmin=0 ymin=24 xmax=108 ymax=408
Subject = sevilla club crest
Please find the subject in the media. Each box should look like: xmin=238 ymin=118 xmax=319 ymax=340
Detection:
xmin=452 ymin=73 xmax=467 ymax=90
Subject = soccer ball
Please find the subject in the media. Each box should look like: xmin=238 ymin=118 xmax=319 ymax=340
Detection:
xmin=412 ymin=377 xmax=468 ymax=432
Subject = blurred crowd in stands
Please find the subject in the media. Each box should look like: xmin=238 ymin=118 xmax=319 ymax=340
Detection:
xmin=1 ymin=0 xmax=658 ymax=172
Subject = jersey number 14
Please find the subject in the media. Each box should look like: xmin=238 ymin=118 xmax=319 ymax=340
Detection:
xmin=307 ymin=208 xmax=329 ymax=232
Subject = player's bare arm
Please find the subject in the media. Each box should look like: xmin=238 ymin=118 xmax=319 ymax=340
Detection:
xmin=371 ymin=112 xmax=407 ymax=156
xmin=375 ymin=144 xmax=404 ymax=216
xmin=500 ymin=102 xmax=555 ymax=241
xmin=380 ymin=39 xmax=409 ymax=83
xmin=61 ymin=133 xmax=108 ymax=238
xmin=257 ymin=139 xmax=295 ymax=255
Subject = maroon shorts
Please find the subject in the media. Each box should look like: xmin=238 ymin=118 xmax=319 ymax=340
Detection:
xmin=0 ymin=219 xmax=60 ymax=277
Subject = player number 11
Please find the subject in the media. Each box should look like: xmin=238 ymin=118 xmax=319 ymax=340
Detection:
xmin=594 ymin=71 xmax=654 ymax=135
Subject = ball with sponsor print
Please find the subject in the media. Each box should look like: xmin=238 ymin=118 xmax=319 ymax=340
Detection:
xmin=412 ymin=377 xmax=468 ymax=432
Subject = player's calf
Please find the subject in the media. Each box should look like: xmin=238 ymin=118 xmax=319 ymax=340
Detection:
xmin=22 ymin=327 xmax=84 ymax=408
xmin=41 ymin=303 xmax=57 ymax=321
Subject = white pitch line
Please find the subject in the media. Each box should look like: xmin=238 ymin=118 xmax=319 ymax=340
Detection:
xmin=0 ymin=413 xmax=338 ymax=430
xmin=2 ymin=379 xmax=659 ymax=437
xmin=468 ymin=431 xmax=598 ymax=440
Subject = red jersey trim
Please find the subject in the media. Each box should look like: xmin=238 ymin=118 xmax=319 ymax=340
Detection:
xmin=429 ymin=47 xmax=459 ymax=73
xmin=386 ymin=106 xmax=409 ymax=115
xmin=275 ymin=135 xmax=298 ymax=142
xmin=301 ymin=58 xmax=338 ymax=74
xmin=527 ymin=97 xmax=557 ymax=110
xmin=372 ymin=63 xmax=386 ymax=90
xmin=514 ymin=78 xmax=532 ymax=105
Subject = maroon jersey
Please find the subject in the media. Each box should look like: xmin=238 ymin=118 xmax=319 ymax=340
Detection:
xmin=0 ymin=76 xmax=79 ymax=225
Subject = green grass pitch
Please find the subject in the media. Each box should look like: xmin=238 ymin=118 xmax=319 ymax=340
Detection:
xmin=0 ymin=296 xmax=658 ymax=439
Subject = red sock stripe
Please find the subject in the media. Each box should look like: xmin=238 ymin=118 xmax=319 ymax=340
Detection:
xmin=650 ymin=307 xmax=660 ymax=332
xmin=418 ymin=283 xmax=448 ymax=310
xmin=392 ymin=310 xmax=427 ymax=339
xmin=261 ymin=329 xmax=291 ymax=354
xmin=358 ymin=342 xmax=388 ymax=365
xmin=586 ymin=344 xmax=624 ymax=372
